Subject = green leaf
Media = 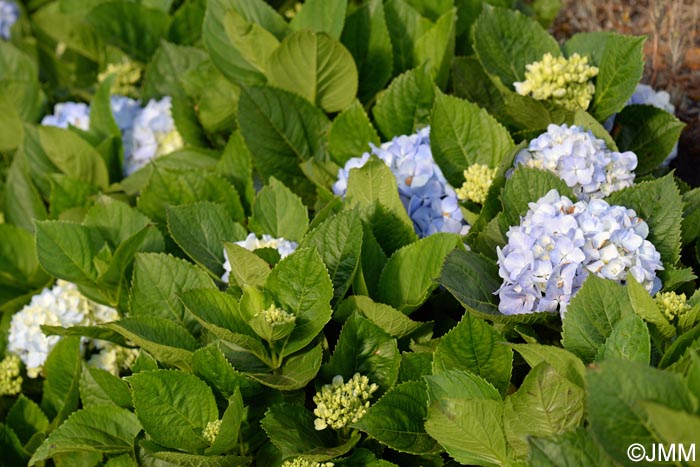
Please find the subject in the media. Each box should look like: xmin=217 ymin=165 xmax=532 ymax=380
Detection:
xmin=341 ymin=0 xmax=393 ymax=103
xmin=180 ymin=288 xmax=256 ymax=342
xmin=4 ymin=147 xmax=47 ymax=232
xmin=561 ymin=275 xmax=632 ymax=362
xmin=129 ymin=370 xmax=218 ymax=453
xmin=142 ymin=41 xmax=209 ymax=101
xmin=249 ymin=178 xmax=309 ymax=242
xmin=504 ymin=363 xmax=585 ymax=459
xmin=38 ymin=126 xmax=110 ymax=190
xmin=587 ymin=360 xmax=696 ymax=466
xmin=34 ymin=220 xmax=103 ymax=283
xmin=398 ymin=352 xmax=433 ymax=383
xmin=383 ymin=0 xmax=432 ymax=75
xmin=300 ymin=210 xmax=363 ymax=303
xmin=376 ymin=233 xmax=460 ymax=314
xmin=261 ymin=403 xmax=359 ymax=461
xmin=613 ymin=104 xmax=685 ymax=174
xmin=0 ymin=424 xmax=26 ymax=467
xmin=425 ymin=398 xmax=508 ymax=466
xmin=129 ymin=253 xmax=216 ymax=327
xmin=223 ymin=243 xmax=271 ymax=288
xmin=509 ymin=344 xmax=585 ymax=388
xmin=354 ymin=381 xmax=439 ymax=454
xmin=472 ymin=6 xmax=560 ymax=88
xmin=203 ymin=1 xmax=281 ymax=84
xmin=6 ymin=396 xmax=49 ymax=446
xmin=106 ymin=317 xmax=199 ymax=370
xmin=641 ymin=401 xmax=700 ymax=466
xmin=29 ymin=405 xmax=142 ymax=464
xmin=321 ymin=313 xmax=400 ymax=393
xmin=137 ymin=167 xmax=245 ymax=227
xmin=206 ymin=389 xmax=244 ymax=456
xmin=87 ymin=1 xmax=170 ymax=61
xmin=0 ymin=41 xmax=44 ymax=123
xmin=336 ymin=295 xmax=431 ymax=340
xmin=424 ymin=369 xmax=501 ymax=401
xmin=414 ymin=8 xmax=456 ymax=88
xmin=328 ymin=100 xmax=380 ymax=166
xmin=430 ymin=90 xmax=513 ymax=187
xmin=167 ymin=201 xmax=247 ymax=276
xmin=217 ymin=131 xmax=255 ymax=214
xmin=265 ymin=248 xmax=333 ymax=357
xmin=606 ymin=174 xmax=683 ymax=266
xmin=41 ymin=337 xmax=82 ymax=426
xmin=372 ymin=66 xmax=434 ymax=140
xmin=433 ymin=313 xmax=513 ymax=395
xmin=289 ymin=0 xmax=347 ymax=39
xmin=0 ymin=223 xmax=49 ymax=292
xmin=589 ymin=35 xmax=645 ymax=121
xmin=181 ymin=60 xmax=240 ymax=135
xmin=82 ymin=196 xmax=159 ymax=250
xmin=192 ymin=344 xmax=260 ymax=399
xmin=344 ymin=157 xmax=417 ymax=255
xmin=528 ymin=428 xmax=619 ymax=467
xmin=247 ymin=340 xmax=323 ymax=390
xmin=596 ymin=313 xmax=650 ymax=364
xmin=79 ymin=366 xmax=132 ymax=409
xmin=142 ymin=451 xmax=250 ymax=466
xmin=237 ymin=85 xmax=330 ymax=202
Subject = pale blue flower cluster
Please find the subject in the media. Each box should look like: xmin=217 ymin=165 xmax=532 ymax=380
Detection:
xmin=514 ymin=124 xmax=637 ymax=200
xmin=333 ymin=127 xmax=469 ymax=238
xmin=496 ymin=189 xmax=663 ymax=317
xmin=604 ymin=84 xmax=678 ymax=166
xmin=41 ymin=96 xmax=181 ymax=176
xmin=0 ymin=1 xmax=19 ymax=40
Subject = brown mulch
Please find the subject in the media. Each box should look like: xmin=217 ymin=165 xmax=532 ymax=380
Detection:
xmin=551 ymin=0 xmax=700 ymax=185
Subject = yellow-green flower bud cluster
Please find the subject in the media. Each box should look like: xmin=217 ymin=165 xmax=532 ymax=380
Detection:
xmin=98 ymin=61 xmax=142 ymax=98
xmin=655 ymin=291 xmax=691 ymax=322
xmin=313 ymin=373 xmax=378 ymax=431
xmin=0 ymin=355 xmax=22 ymax=396
xmin=281 ymin=458 xmax=334 ymax=467
xmin=261 ymin=304 xmax=296 ymax=327
xmin=202 ymin=419 xmax=222 ymax=444
xmin=455 ymin=163 xmax=497 ymax=205
xmin=514 ymin=53 xmax=599 ymax=111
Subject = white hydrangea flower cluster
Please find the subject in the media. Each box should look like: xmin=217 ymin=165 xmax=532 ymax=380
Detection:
xmin=514 ymin=53 xmax=599 ymax=111
xmin=41 ymin=96 xmax=183 ymax=176
xmin=281 ymin=459 xmax=334 ymax=467
xmin=604 ymin=84 xmax=678 ymax=166
xmin=202 ymin=419 xmax=222 ymax=444
xmin=655 ymin=291 xmax=691 ymax=322
xmin=455 ymin=163 xmax=497 ymax=205
xmin=7 ymin=281 xmax=134 ymax=378
xmin=261 ymin=304 xmax=296 ymax=326
xmin=221 ymin=233 xmax=298 ymax=283
xmin=514 ymin=124 xmax=637 ymax=200
xmin=0 ymin=0 xmax=19 ymax=40
xmin=333 ymin=127 xmax=469 ymax=238
xmin=496 ymin=190 xmax=663 ymax=317
xmin=313 ymin=373 xmax=379 ymax=431
xmin=0 ymin=354 xmax=22 ymax=396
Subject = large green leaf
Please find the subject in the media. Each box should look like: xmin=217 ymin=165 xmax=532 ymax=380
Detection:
xmin=87 ymin=1 xmax=170 ymax=61
xmin=0 ymin=224 xmax=50 ymax=292
xmin=528 ymin=428 xmax=619 ymax=467
xmin=129 ymin=370 xmax=218 ymax=453
xmin=289 ymin=0 xmax=347 ymax=39
xmin=472 ymin=6 xmax=560 ymax=88
xmin=510 ymin=344 xmax=585 ymax=388
xmin=587 ymin=360 xmax=696 ymax=466
xmin=0 ymin=41 xmax=44 ymax=123
xmin=328 ymin=100 xmax=380 ymax=166
xmin=249 ymin=178 xmax=309 ymax=242
xmin=430 ymin=90 xmax=513 ymax=187
xmin=129 ymin=253 xmax=216 ymax=326
xmin=595 ymin=313 xmax=650 ymax=364
xmin=414 ymin=8 xmax=456 ymax=88
xmin=79 ymin=366 xmax=133 ymax=409
xmin=40 ymin=337 xmax=82 ymax=427
xmin=424 ymin=369 xmax=501 ymax=402
xmin=433 ymin=313 xmax=513 ymax=395
xmin=376 ymin=233 xmax=460 ymax=314
xmin=34 ymin=221 xmax=102 ymax=283
xmin=383 ymin=0 xmax=432 ymax=75
xmin=30 ymin=405 xmax=141 ymax=464
xmin=237 ymin=85 xmax=330 ymax=202
xmin=335 ymin=295 xmax=430 ymax=340
xmin=247 ymin=340 xmax=323 ymax=390
xmin=321 ymin=313 xmax=400 ymax=393
xmin=354 ymin=381 xmax=440 ymax=454
xmin=341 ymin=0 xmax=393 ymax=103
xmin=142 ymin=41 xmax=209 ymax=101
xmin=6 ymin=396 xmax=49 ymax=446
xmin=372 ymin=66 xmax=434 ymax=140
xmin=614 ymin=104 xmax=685 ymax=175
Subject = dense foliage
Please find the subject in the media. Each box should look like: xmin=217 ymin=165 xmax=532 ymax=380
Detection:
xmin=0 ymin=0 xmax=697 ymax=466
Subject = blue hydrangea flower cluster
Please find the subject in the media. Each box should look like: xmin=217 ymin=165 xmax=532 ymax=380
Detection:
xmin=496 ymin=189 xmax=663 ymax=317
xmin=604 ymin=84 xmax=678 ymax=166
xmin=514 ymin=124 xmax=637 ymax=200
xmin=41 ymin=96 xmax=181 ymax=176
xmin=0 ymin=1 xmax=19 ymax=40
xmin=332 ymin=127 xmax=469 ymax=238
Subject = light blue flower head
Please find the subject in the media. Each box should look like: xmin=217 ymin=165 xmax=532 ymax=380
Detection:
xmin=514 ymin=124 xmax=637 ymax=200
xmin=126 ymin=96 xmax=183 ymax=175
xmin=496 ymin=189 xmax=663 ymax=317
xmin=0 ymin=1 xmax=19 ymax=40
xmin=41 ymin=102 xmax=91 ymax=131
xmin=333 ymin=127 xmax=469 ymax=238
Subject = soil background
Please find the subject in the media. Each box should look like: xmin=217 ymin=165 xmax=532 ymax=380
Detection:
xmin=551 ymin=0 xmax=700 ymax=186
